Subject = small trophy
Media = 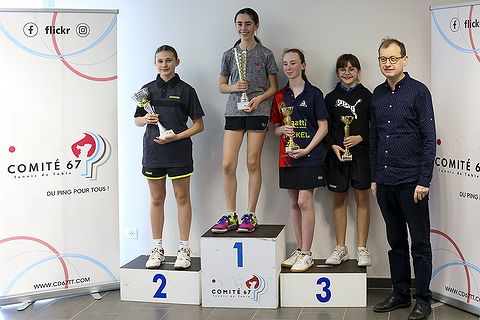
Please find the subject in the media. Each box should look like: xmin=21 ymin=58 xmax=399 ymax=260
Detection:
xmin=132 ymin=88 xmax=174 ymax=137
xmin=340 ymin=115 xmax=354 ymax=161
xmin=280 ymin=102 xmax=300 ymax=153
xmin=233 ymin=47 xmax=249 ymax=110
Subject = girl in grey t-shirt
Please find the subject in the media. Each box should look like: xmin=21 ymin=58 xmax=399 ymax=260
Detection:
xmin=211 ymin=8 xmax=278 ymax=233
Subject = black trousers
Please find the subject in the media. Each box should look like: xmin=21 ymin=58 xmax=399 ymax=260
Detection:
xmin=376 ymin=182 xmax=432 ymax=305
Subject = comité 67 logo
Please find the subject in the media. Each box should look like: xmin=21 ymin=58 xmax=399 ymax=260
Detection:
xmin=71 ymin=132 xmax=111 ymax=180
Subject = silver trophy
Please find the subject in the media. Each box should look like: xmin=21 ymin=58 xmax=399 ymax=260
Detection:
xmin=233 ymin=47 xmax=249 ymax=110
xmin=132 ymin=88 xmax=174 ymax=137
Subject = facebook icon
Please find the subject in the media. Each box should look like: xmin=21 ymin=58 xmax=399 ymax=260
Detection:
xmin=23 ymin=22 xmax=38 ymax=37
xmin=450 ymin=17 xmax=460 ymax=32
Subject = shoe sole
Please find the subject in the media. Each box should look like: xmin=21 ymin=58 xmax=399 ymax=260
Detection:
xmin=357 ymin=261 xmax=372 ymax=267
xmin=281 ymin=263 xmax=294 ymax=268
xmin=211 ymin=226 xmax=238 ymax=233
xmin=373 ymin=301 xmax=411 ymax=312
xmin=325 ymin=255 xmax=349 ymax=265
xmin=291 ymin=264 xmax=313 ymax=272
xmin=174 ymin=265 xmax=191 ymax=270
xmin=237 ymin=227 xmax=256 ymax=233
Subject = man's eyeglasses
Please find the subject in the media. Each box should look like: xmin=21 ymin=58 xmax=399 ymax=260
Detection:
xmin=378 ymin=56 xmax=405 ymax=64
xmin=338 ymin=67 xmax=357 ymax=74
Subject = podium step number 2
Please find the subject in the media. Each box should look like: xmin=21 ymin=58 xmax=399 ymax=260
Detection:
xmin=120 ymin=255 xmax=201 ymax=305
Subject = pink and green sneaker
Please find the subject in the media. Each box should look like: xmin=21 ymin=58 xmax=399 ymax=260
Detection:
xmin=237 ymin=213 xmax=258 ymax=232
xmin=211 ymin=214 xmax=238 ymax=233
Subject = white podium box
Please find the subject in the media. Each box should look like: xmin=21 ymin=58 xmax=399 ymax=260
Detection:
xmin=201 ymin=225 xmax=285 ymax=308
xmin=281 ymin=259 xmax=366 ymax=307
xmin=120 ymin=255 xmax=201 ymax=305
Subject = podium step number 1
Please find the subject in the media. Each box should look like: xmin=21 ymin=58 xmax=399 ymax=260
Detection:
xmin=201 ymin=225 xmax=286 ymax=308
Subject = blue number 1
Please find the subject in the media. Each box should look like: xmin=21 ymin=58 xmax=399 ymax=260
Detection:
xmin=153 ymin=274 xmax=167 ymax=298
xmin=316 ymin=277 xmax=332 ymax=303
xmin=233 ymin=242 xmax=243 ymax=267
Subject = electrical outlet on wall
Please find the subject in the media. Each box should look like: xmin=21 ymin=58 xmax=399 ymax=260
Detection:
xmin=126 ymin=228 xmax=138 ymax=239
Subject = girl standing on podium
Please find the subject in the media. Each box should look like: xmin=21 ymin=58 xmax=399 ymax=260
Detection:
xmin=134 ymin=45 xmax=205 ymax=270
xmin=211 ymin=8 xmax=278 ymax=233
xmin=323 ymin=54 xmax=372 ymax=267
xmin=271 ymin=49 xmax=329 ymax=272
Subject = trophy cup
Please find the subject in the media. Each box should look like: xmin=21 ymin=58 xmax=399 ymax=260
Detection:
xmin=340 ymin=115 xmax=354 ymax=161
xmin=132 ymin=88 xmax=174 ymax=137
xmin=233 ymin=47 xmax=249 ymax=110
xmin=280 ymin=102 xmax=300 ymax=153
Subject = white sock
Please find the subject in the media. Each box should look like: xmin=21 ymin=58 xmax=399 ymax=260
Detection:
xmin=226 ymin=211 xmax=236 ymax=217
xmin=153 ymin=239 xmax=163 ymax=250
xmin=301 ymin=250 xmax=312 ymax=256
xmin=179 ymin=240 xmax=189 ymax=249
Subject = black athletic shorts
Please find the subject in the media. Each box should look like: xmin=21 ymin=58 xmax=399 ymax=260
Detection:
xmin=325 ymin=153 xmax=370 ymax=192
xmin=142 ymin=165 xmax=193 ymax=180
xmin=279 ymin=166 xmax=325 ymax=190
xmin=225 ymin=116 xmax=269 ymax=131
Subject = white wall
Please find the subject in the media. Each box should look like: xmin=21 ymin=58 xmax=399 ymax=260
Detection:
xmin=2 ymin=0 xmax=459 ymax=278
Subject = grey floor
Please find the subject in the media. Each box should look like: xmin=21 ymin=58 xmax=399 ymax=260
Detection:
xmin=0 ymin=289 xmax=478 ymax=320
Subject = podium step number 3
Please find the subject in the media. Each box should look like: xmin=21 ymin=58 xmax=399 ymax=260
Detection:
xmin=280 ymin=260 xmax=366 ymax=307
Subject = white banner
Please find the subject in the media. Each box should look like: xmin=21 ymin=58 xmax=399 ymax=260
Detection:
xmin=0 ymin=9 xmax=118 ymax=305
xmin=430 ymin=2 xmax=480 ymax=315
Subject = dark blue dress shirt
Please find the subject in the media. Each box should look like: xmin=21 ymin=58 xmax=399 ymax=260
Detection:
xmin=370 ymin=73 xmax=436 ymax=187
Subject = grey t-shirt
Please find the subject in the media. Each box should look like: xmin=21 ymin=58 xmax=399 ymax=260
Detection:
xmin=220 ymin=43 xmax=278 ymax=117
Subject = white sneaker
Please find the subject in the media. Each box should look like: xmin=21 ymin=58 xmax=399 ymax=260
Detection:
xmin=325 ymin=245 xmax=349 ymax=265
xmin=282 ymin=249 xmax=302 ymax=267
xmin=291 ymin=253 xmax=314 ymax=272
xmin=357 ymin=247 xmax=371 ymax=267
xmin=174 ymin=247 xmax=191 ymax=270
xmin=145 ymin=247 xmax=165 ymax=269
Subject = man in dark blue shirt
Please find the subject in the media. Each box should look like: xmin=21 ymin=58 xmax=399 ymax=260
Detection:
xmin=370 ymin=38 xmax=436 ymax=320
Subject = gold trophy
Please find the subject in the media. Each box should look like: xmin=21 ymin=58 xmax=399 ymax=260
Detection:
xmin=340 ymin=115 xmax=354 ymax=161
xmin=233 ymin=47 xmax=249 ymax=110
xmin=280 ymin=102 xmax=300 ymax=153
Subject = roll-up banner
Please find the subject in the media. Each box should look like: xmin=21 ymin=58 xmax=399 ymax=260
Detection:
xmin=430 ymin=2 xmax=480 ymax=316
xmin=0 ymin=8 xmax=119 ymax=305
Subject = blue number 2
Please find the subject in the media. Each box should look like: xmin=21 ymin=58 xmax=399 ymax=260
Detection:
xmin=153 ymin=274 xmax=167 ymax=298
xmin=233 ymin=242 xmax=243 ymax=267
xmin=316 ymin=277 xmax=332 ymax=303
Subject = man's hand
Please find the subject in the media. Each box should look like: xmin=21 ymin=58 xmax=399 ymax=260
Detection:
xmin=414 ymin=185 xmax=429 ymax=203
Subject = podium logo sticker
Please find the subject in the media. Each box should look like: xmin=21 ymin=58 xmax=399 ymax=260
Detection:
xmin=210 ymin=274 xmax=268 ymax=301
xmin=246 ymin=274 xmax=267 ymax=301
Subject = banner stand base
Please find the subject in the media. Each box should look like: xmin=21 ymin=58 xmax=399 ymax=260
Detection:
xmin=16 ymin=301 xmax=34 ymax=311
xmin=91 ymin=292 xmax=103 ymax=300
xmin=0 ymin=282 xmax=119 ymax=307
xmin=432 ymin=292 xmax=480 ymax=316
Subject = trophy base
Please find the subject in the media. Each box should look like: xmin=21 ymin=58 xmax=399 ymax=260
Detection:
xmin=285 ymin=145 xmax=300 ymax=153
xmin=341 ymin=154 xmax=353 ymax=161
xmin=237 ymin=101 xmax=250 ymax=110
xmin=159 ymin=129 xmax=175 ymax=137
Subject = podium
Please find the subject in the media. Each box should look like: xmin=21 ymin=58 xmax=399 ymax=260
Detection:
xmin=280 ymin=259 xmax=366 ymax=307
xmin=201 ymin=225 xmax=285 ymax=308
xmin=120 ymin=255 xmax=201 ymax=305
